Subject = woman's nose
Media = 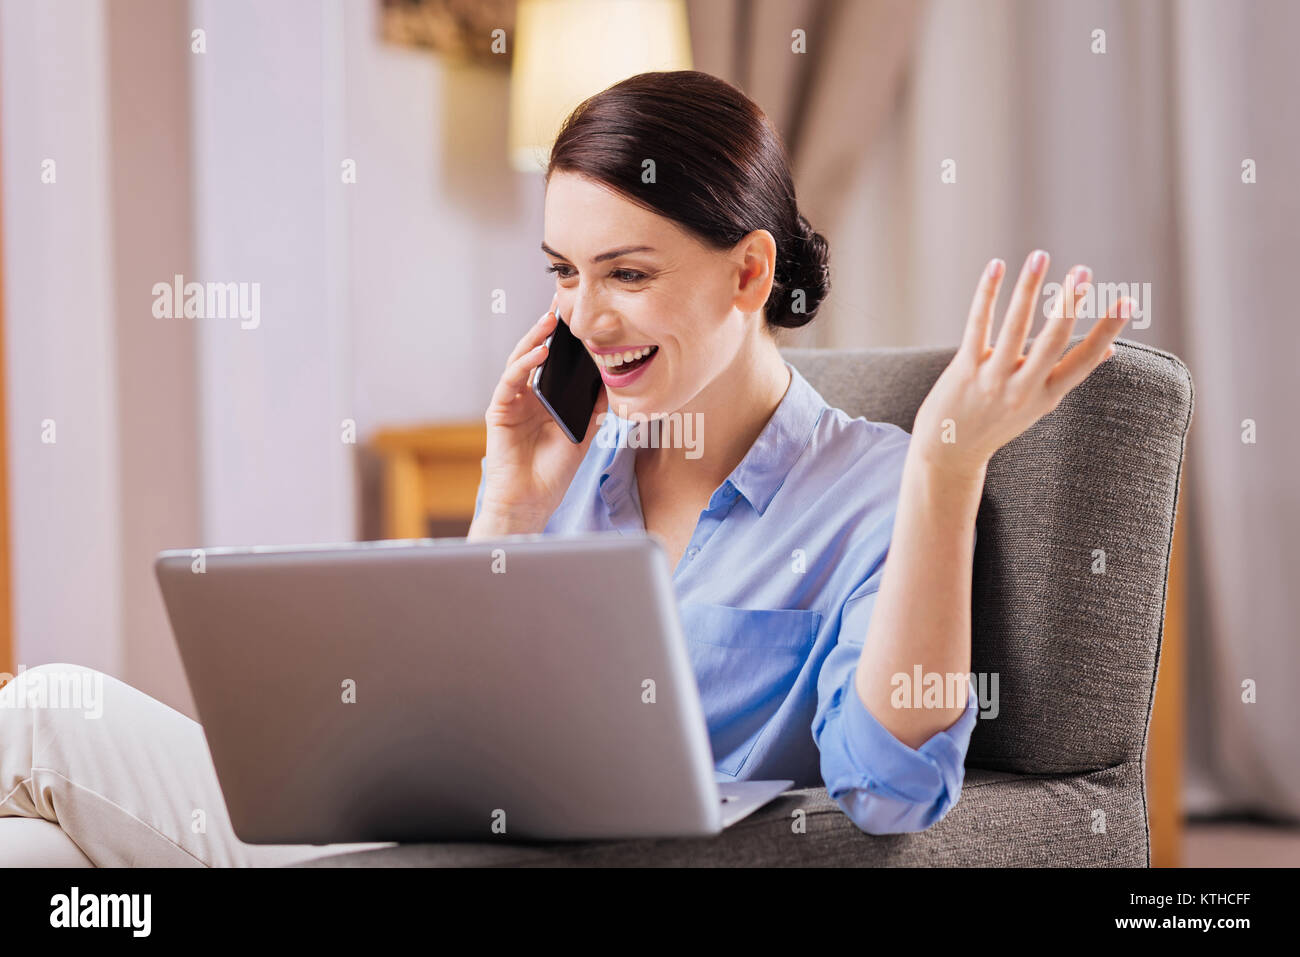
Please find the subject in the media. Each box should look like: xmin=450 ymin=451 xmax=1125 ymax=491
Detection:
xmin=562 ymin=287 xmax=615 ymax=342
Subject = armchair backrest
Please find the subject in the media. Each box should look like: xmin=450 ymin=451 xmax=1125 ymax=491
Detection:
xmin=782 ymin=338 xmax=1193 ymax=774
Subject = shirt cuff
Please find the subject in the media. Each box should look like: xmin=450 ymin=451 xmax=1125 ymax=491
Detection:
xmin=838 ymin=672 xmax=979 ymax=804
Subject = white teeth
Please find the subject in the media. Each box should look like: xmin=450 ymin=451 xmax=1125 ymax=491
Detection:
xmin=596 ymin=346 xmax=655 ymax=369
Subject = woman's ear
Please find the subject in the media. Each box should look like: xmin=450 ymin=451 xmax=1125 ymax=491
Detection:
xmin=732 ymin=229 xmax=777 ymax=313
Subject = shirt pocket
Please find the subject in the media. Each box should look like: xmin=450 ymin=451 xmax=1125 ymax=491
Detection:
xmin=676 ymin=602 xmax=822 ymax=777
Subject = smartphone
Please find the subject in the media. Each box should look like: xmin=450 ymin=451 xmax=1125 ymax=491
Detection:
xmin=529 ymin=309 xmax=604 ymax=444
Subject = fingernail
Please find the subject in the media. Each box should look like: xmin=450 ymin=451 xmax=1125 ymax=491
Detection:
xmin=1067 ymin=267 xmax=1091 ymax=297
xmin=1028 ymin=250 xmax=1047 ymax=273
xmin=986 ymin=258 xmax=1004 ymax=279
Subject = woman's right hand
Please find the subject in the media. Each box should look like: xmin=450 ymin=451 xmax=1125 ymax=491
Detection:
xmin=470 ymin=293 xmax=610 ymax=538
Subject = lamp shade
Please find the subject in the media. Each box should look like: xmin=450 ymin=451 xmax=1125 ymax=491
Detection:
xmin=509 ymin=0 xmax=693 ymax=173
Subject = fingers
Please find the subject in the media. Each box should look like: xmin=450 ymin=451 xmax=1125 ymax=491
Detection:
xmin=991 ymin=250 xmax=1049 ymax=373
xmin=506 ymin=293 xmax=559 ymax=366
xmin=492 ymin=342 xmax=548 ymax=407
xmin=491 ymin=337 xmax=550 ymax=409
xmin=1022 ymin=264 xmax=1091 ymax=379
xmin=960 ymin=258 xmax=1006 ymax=359
xmin=1045 ymin=297 xmax=1132 ymax=396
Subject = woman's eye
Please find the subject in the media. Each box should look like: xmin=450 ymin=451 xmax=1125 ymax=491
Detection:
xmin=544 ymin=264 xmax=646 ymax=283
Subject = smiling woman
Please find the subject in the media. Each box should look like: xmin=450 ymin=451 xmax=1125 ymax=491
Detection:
xmin=470 ymin=68 xmax=1133 ymax=837
xmin=522 ymin=72 xmax=835 ymax=505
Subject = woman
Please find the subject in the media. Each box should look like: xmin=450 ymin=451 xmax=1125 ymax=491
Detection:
xmin=470 ymin=70 xmax=1129 ymax=834
xmin=0 ymin=70 xmax=1129 ymax=865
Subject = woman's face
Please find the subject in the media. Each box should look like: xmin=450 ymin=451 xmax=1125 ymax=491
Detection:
xmin=542 ymin=171 xmax=774 ymax=419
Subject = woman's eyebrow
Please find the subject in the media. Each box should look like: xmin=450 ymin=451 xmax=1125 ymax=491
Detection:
xmin=540 ymin=242 xmax=656 ymax=263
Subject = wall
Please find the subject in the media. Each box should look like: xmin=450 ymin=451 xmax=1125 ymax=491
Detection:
xmin=108 ymin=0 xmax=202 ymax=714
xmin=189 ymin=0 xmax=355 ymax=548
xmin=0 ymin=0 xmax=123 ymax=677
xmin=1 ymin=0 xmax=549 ymax=709
xmin=340 ymin=0 xmax=549 ymax=433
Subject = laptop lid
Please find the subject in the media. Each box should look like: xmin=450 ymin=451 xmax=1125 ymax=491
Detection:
xmin=155 ymin=532 xmax=723 ymax=843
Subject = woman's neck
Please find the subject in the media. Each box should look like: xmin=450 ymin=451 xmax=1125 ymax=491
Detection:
xmin=634 ymin=327 xmax=793 ymax=496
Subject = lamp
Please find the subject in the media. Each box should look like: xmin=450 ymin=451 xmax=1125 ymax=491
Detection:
xmin=509 ymin=0 xmax=693 ymax=173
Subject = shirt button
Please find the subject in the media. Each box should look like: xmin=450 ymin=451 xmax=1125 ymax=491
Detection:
xmin=687 ymin=547 xmax=700 ymax=560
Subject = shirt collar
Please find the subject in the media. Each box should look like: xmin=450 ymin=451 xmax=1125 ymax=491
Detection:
xmin=597 ymin=359 xmax=827 ymax=517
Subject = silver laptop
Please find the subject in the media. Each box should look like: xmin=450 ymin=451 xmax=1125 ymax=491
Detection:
xmin=154 ymin=532 xmax=791 ymax=844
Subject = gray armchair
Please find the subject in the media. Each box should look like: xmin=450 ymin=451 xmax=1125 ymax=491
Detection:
xmin=297 ymin=337 xmax=1193 ymax=867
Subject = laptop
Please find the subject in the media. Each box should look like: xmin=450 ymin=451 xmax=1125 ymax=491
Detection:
xmin=154 ymin=532 xmax=792 ymax=844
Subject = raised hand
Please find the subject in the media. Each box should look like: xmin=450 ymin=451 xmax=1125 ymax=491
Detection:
xmin=910 ymin=250 xmax=1133 ymax=479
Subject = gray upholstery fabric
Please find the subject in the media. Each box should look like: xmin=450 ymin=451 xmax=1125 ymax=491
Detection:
xmin=295 ymin=338 xmax=1192 ymax=867
xmin=784 ymin=340 xmax=1194 ymax=776
xmin=295 ymin=765 xmax=1146 ymax=867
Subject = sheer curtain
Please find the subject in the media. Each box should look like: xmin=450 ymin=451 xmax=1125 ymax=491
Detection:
xmin=690 ymin=0 xmax=1300 ymax=820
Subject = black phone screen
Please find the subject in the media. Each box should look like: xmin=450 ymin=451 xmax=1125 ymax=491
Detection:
xmin=532 ymin=312 xmax=604 ymax=443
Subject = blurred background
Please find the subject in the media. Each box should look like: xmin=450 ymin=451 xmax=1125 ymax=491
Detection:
xmin=0 ymin=0 xmax=1295 ymax=866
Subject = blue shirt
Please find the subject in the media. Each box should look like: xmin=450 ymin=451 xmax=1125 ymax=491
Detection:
xmin=473 ymin=359 xmax=979 ymax=834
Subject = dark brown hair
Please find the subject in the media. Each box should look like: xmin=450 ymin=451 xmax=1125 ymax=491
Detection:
xmin=546 ymin=70 xmax=829 ymax=331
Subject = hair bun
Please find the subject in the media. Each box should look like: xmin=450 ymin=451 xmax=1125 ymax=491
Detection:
xmin=771 ymin=213 xmax=830 ymax=329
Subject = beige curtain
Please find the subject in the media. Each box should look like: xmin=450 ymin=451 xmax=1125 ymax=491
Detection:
xmin=688 ymin=0 xmax=925 ymax=350
xmin=691 ymin=0 xmax=1300 ymax=820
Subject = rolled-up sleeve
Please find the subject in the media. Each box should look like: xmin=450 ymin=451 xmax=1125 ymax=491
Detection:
xmin=812 ymin=528 xmax=981 ymax=834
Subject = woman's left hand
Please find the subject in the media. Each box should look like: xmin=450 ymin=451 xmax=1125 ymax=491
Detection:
xmin=910 ymin=249 xmax=1133 ymax=480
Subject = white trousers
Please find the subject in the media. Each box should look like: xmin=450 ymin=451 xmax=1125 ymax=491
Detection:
xmin=0 ymin=663 xmax=393 ymax=867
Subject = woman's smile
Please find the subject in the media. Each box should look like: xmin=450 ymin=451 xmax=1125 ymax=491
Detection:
xmin=592 ymin=344 xmax=659 ymax=386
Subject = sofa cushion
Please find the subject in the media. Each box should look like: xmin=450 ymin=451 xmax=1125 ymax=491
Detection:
xmin=293 ymin=763 xmax=1147 ymax=867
